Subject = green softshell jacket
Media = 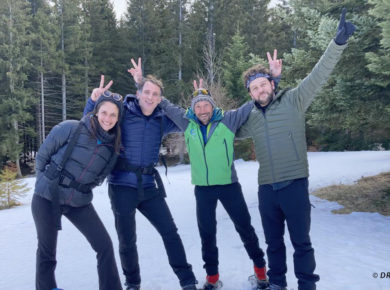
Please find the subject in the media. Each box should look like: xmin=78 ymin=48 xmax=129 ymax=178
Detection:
xmin=236 ymin=40 xmax=347 ymax=185
xmin=159 ymin=99 xmax=254 ymax=186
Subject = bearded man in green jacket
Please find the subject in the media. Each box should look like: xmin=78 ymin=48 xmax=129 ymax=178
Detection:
xmin=236 ymin=8 xmax=355 ymax=290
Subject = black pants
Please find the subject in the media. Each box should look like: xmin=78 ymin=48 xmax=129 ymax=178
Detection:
xmin=195 ymin=182 xmax=266 ymax=276
xmin=258 ymin=178 xmax=320 ymax=290
xmin=108 ymin=184 xmax=196 ymax=288
xmin=31 ymin=194 xmax=122 ymax=290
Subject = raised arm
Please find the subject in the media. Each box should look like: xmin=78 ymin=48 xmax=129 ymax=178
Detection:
xmin=290 ymin=8 xmax=355 ymax=112
xmin=222 ymin=101 xmax=255 ymax=134
xmin=159 ymin=98 xmax=189 ymax=132
xmin=235 ymin=117 xmax=253 ymax=140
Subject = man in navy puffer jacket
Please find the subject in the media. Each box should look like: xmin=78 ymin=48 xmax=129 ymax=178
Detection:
xmin=84 ymin=75 xmax=198 ymax=290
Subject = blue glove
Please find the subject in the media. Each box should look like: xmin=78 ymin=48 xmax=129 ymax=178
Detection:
xmin=334 ymin=8 xmax=356 ymax=45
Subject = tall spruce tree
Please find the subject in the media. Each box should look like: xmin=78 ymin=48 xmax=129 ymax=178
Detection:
xmin=281 ymin=1 xmax=390 ymax=150
xmin=221 ymin=29 xmax=250 ymax=104
xmin=84 ymin=0 xmax=118 ymax=84
xmin=0 ymin=0 xmax=33 ymax=176
xmin=183 ymin=0 xmax=208 ymax=81
xmin=52 ymin=0 xmax=86 ymax=123
xmin=30 ymin=1 xmax=60 ymax=143
xmin=124 ymin=0 xmax=183 ymax=99
xmin=366 ymin=0 xmax=390 ymax=87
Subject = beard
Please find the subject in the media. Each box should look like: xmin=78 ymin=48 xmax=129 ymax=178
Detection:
xmin=256 ymin=92 xmax=274 ymax=107
xmin=198 ymin=113 xmax=212 ymax=125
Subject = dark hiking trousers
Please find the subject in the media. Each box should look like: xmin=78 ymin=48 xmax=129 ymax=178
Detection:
xmin=258 ymin=178 xmax=320 ymax=290
xmin=195 ymin=182 xmax=266 ymax=276
xmin=31 ymin=194 xmax=122 ymax=290
xmin=108 ymin=184 xmax=196 ymax=288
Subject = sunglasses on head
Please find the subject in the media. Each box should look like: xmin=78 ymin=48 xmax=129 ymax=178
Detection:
xmin=192 ymin=89 xmax=210 ymax=97
xmin=102 ymin=90 xmax=123 ymax=101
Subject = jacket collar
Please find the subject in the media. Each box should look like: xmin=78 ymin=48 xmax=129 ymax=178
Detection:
xmin=124 ymin=94 xmax=164 ymax=118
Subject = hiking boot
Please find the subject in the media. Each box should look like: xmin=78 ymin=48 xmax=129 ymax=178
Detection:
xmin=253 ymin=265 xmax=269 ymax=289
xmin=249 ymin=274 xmax=269 ymax=289
xmin=201 ymin=280 xmax=223 ymax=290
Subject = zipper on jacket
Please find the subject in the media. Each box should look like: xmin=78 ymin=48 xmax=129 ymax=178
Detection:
xmin=197 ymin=127 xmax=209 ymax=185
xmin=186 ymin=137 xmax=190 ymax=154
xmin=263 ymin=114 xmax=276 ymax=182
xmin=141 ymin=119 xmax=148 ymax=164
xmin=289 ymin=132 xmax=300 ymax=160
xmin=66 ymin=146 xmax=99 ymax=204
xmin=223 ymin=139 xmax=230 ymax=167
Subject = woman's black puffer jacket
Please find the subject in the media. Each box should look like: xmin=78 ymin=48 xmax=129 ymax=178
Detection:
xmin=34 ymin=115 xmax=118 ymax=207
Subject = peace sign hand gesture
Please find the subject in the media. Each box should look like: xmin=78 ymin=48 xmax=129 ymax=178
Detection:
xmin=90 ymin=75 xmax=113 ymax=101
xmin=128 ymin=57 xmax=143 ymax=85
xmin=267 ymin=49 xmax=282 ymax=78
xmin=193 ymin=78 xmax=204 ymax=90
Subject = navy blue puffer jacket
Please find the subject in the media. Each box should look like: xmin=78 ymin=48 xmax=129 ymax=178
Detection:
xmin=84 ymin=94 xmax=179 ymax=188
xmin=34 ymin=115 xmax=118 ymax=207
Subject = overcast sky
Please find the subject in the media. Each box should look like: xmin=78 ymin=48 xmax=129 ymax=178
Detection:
xmin=110 ymin=0 xmax=281 ymax=20
xmin=111 ymin=0 xmax=127 ymax=20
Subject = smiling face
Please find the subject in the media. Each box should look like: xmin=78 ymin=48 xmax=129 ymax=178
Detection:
xmin=137 ymin=81 xmax=162 ymax=116
xmin=194 ymin=100 xmax=213 ymax=125
xmin=96 ymin=101 xmax=119 ymax=131
xmin=248 ymin=77 xmax=275 ymax=107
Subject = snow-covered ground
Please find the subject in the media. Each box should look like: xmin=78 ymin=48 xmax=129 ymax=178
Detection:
xmin=1 ymin=151 xmax=390 ymax=290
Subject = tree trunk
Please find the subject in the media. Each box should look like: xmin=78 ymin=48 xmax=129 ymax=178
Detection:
xmin=8 ymin=1 xmax=22 ymax=177
xmin=13 ymin=119 xmax=22 ymax=178
xmin=85 ymin=57 xmax=89 ymax=101
xmin=61 ymin=1 xmax=66 ymax=121
xmin=178 ymin=0 xmax=182 ymax=81
xmin=40 ymin=65 xmax=45 ymax=141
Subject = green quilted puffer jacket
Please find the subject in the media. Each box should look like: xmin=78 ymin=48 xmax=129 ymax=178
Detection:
xmin=237 ymin=40 xmax=347 ymax=185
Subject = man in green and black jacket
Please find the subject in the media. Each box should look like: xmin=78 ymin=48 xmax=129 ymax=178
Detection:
xmin=236 ymin=8 xmax=356 ymax=290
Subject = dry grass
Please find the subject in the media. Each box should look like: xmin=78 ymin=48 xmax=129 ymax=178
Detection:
xmin=311 ymin=171 xmax=390 ymax=216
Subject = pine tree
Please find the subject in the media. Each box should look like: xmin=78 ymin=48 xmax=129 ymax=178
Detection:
xmin=52 ymin=0 xmax=87 ymax=122
xmin=123 ymin=0 xmax=185 ymax=99
xmin=84 ymin=0 xmax=118 ymax=83
xmin=280 ymin=1 xmax=390 ymax=150
xmin=365 ymin=0 xmax=390 ymax=87
xmin=0 ymin=166 xmax=29 ymax=209
xmin=29 ymin=0 xmax=60 ymax=143
xmin=182 ymin=0 xmax=208 ymax=81
xmin=221 ymin=29 xmax=251 ymax=105
xmin=0 ymin=0 xmax=33 ymax=177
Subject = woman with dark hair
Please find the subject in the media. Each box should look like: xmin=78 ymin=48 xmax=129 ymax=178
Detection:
xmin=32 ymin=77 xmax=123 ymax=290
